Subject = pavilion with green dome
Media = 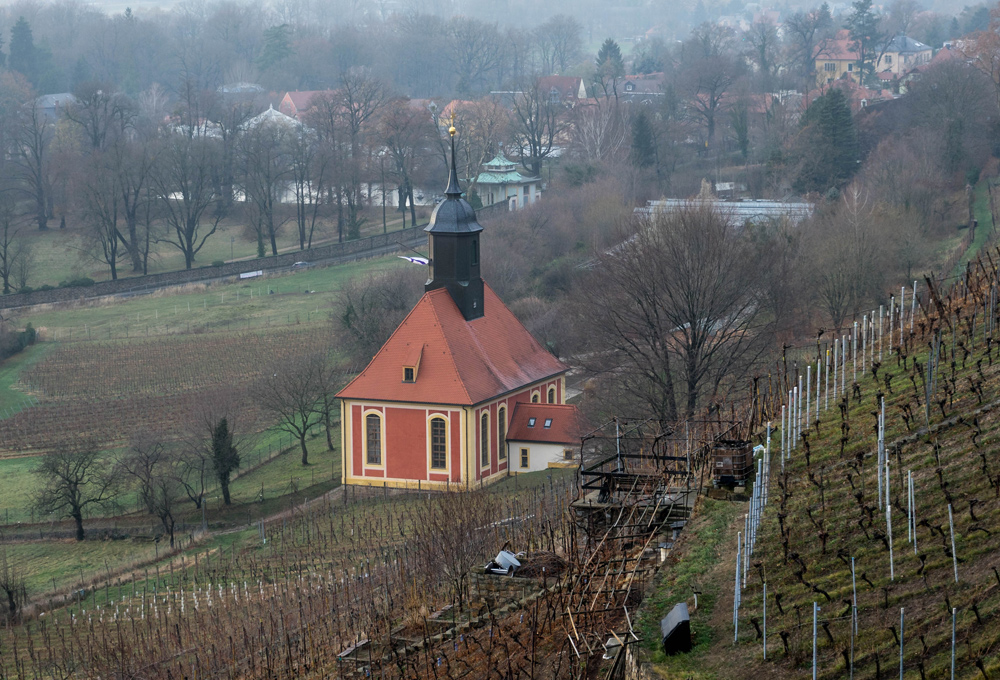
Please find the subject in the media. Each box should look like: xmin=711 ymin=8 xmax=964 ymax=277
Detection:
xmin=472 ymin=152 xmax=542 ymax=211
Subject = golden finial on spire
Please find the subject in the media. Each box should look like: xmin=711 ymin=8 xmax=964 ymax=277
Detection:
xmin=448 ymin=111 xmax=457 ymax=137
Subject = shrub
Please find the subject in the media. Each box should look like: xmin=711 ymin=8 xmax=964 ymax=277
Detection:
xmin=212 ymin=260 xmax=225 ymax=267
xmin=37 ymin=285 xmax=54 ymax=291
xmin=58 ymin=277 xmax=95 ymax=288
xmin=17 ymin=286 xmax=32 ymax=294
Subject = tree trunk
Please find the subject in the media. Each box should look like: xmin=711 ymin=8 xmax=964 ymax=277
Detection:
xmin=72 ymin=510 xmax=85 ymax=541
xmin=300 ymin=434 xmax=309 ymax=465
xmin=220 ymin=478 xmax=232 ymax=505
xmin=408 ymin=183 xmax=417 ymax=226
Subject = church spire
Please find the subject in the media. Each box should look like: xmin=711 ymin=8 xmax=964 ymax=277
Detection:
xmin=444 ymin=114 xmax=462 ymax=198
xmin=424 ymin=118 xmax=485 ymax=321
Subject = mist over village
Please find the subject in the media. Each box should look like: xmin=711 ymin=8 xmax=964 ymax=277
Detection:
xmin=0 ymin=0 xmax=996 ymax=677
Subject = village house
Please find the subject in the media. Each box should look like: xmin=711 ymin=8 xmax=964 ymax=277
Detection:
xmin=815 ymin=31 xmax=932 ymax=86
xmin=537 ymin=76 xmax=587 ymax=106
xmin=505 ymin=403 xmax=582 ymax=473
xmin=278 ymin=90 xmax=335 ymax=121
xmin=336 ymin=126 xmax=575 ymax=490
xmin=471 ymin=152 xmax=541 ymax=210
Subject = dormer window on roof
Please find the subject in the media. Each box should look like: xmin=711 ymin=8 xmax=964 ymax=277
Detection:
xmin=528 ymin=417 xmax=536 ymax=427
xmin=544 ymin=418 xmax=552 ymax=428
xmin=402 ymin=343 xmax=423 ymax=383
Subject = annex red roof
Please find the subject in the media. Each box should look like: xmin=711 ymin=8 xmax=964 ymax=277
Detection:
xmin=506 ymin=403 xmax=582 ymax=445
xmin=337 ymin=284 xmax=568 ymax=406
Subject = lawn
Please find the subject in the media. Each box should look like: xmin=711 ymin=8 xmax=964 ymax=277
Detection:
xmin=10 ymin=252 xmax=406 ymax=340
xmin=19 ymin=207 xmax=426 ymax=290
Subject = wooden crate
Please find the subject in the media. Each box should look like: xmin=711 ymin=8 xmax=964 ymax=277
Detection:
xmin=711 ymin=439 xmax=751 ymax=487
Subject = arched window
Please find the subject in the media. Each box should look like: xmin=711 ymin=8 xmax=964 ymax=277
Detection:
xmin=480 ymin=412 xmax=490 ymax=467
xmin=547 ymin=387 xmax=556 ymax=404
xmin=365 ymin=413 xmax=382 ymax=465
xmin=531 ymin=392 xmax=539 ymax=403
xmin=498 ymin=407 xmax=507 ymax=461
xmin=430 ymin=417 xmax=447 ymax=469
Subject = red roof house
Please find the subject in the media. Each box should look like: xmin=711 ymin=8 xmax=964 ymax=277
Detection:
xmin=279 ymin=90 xmax=335 ymax=120
xmin=336 ymin=130 xmax=569 ymax=490
xmin=505 ymin=403 xmax=582 ymax=473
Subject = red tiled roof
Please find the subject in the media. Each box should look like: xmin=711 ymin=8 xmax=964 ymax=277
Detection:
xmin=537 ymin=76 xmax=584 ymax=97
xmin=284 ymin=90 xmax=334 ymax=112
xmin=817 ymin=35 xmax=858 ymax=61
xmin=337 ymin=284 xmax=568 ymax=405
xmin=506 ymin=403 xmax=582 ymax=445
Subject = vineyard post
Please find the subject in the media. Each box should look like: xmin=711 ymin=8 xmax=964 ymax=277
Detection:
xmin=879 ymin=304 xmax=884 ymax=362
xmin=899 ymin=607 xmax=904 ymax=680
xmin=911 ymin=473 xmax=917 ymax=554
xmin=842 ymin=334 xmax=847 ymax=395
xmin=853 ymin=322 xmax=858 ymax=382
xmin=825 ymin=348 xmax=830 ymax=411
xmin=851 ymin=557 xmax=857 ymax=632
xmin=780 ymin=406 xmax=785 ymax=473
xmin=900 ymin=287 xmax=905 ymax=345
xmin=812 ymin=602 xmax=819 ymax=680
xmin=815 ymin=358 xmax=820 ymax=421
xmin=862 ymin=314 xmax=867 ymax=375
xmin=889 ymin=297 xmax=894 ymax=353
xmin=734 ymin=531 xmax=741 ymax=640
xmin=850 ymin=605 xmax=856 ymax=679
xmin=911 ymin=281 xmax=917 ymax=331
xmin=951 ymin=607 xmax=956 ymax=680
xmin=806 ymin=366 xmax=811 ymax=434
xmin=834 ymin=338 xmax=839 ymax=408
xmin=762 ymin=581 xmax=767 ymax=660
xmin=907 ymin=470 xmax=912 ymax=543
xmin=948 ymin=504 xmax=958 ymax=583
xmin=887 ymin=488 xmax=895 ymax=581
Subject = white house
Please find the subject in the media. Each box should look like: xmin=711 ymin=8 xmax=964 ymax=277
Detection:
xmin=472 ymin=152 xmax=542 ymax=211
xmin=505 ymin=403 xmax=581 ymax=473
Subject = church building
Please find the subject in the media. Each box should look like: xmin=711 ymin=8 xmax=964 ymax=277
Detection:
xmin=336 ymin=124 xmax=571 ymax=490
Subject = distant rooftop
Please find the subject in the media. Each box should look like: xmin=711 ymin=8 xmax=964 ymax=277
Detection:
xmin=637 ymin=198 xmax=814 ymax=225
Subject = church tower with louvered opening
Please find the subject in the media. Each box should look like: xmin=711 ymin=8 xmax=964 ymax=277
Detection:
xmin=423 ymin=121 xmax=484 ymax=321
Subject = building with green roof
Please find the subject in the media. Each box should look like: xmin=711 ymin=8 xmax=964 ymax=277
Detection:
xmin=472 ymin=152 xmax=542 ymax=210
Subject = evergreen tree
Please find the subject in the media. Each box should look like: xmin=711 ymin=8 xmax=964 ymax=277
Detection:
xmin=595 ymin=38 xmax=624 ymax=76
xmin=793 ymin=89 xmax=858 ymax=193
xmin=210 ymin=418 xmax=239 ymax=505
xmin=846 ymin=0 xmax=887 ymax=85
xmin=257 ymin=24 xmax=293 ymax=71
xmin=631 ymin=110 xmax=656 ymax=168
xmin=9 ymin=18 xmax=34 ymax=85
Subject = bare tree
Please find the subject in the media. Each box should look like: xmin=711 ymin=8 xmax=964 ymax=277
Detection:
xmin=63 ymin=81 xmax=136 ymax=150
xmin=340 ymin=67 xmax=391 ymax=239
xmin=0 ymin=547 xmax=27 ymax=623
xmin=117 ymin=436 xmax=181 ymax=547
xmin=152 ymin=132 xmax=226 ymax=269
xmin=446 ymin=17 xmax=503 ymax=94
xmin=307 ymin=92 xmax=350 ymax=243
xmin=34 ymin=442 xmax=118 ymax=541
xmin=237 ymin=117 xmax=293 ymax=257
xmin=335 ymin=266 xmax=425 ymax=370
xmin=535 ymin=15 xmax=583 ymax=74
xmin=12 ymin=98 xmax=53 ymax=231
xmin=510 ymin=79 xmax=567 ymax=178
xmin=80 ymin=149 xmax=124 ymax=280
xmin=377 ymin=99 xmax=437 ymax=228
xmin=678 ymin=24 xmax=744 ymax=148
xmin=784 ymin=7 xmax=834 ymax=88
xmin=0 ymin=190 xmax=26 ymax=294
xmin=580 ymin=204 xmax=774 ymax=419
xmin=255 ymin=352 xmax=330 ymax=465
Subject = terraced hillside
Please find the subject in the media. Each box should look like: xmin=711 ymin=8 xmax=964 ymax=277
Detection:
xmin=675 ymin=263 xmax=1000 ymax=679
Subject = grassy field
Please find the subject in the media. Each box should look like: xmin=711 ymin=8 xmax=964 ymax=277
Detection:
xmin=18 ymin=206 xmax=426 ymax=290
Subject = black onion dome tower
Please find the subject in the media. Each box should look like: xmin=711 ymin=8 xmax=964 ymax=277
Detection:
xmin=424 ymin=119 xmax=485 ymax=321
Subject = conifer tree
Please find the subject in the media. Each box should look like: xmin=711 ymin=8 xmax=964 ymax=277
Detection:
xmin=631 ymin=110 xmax=656 ymax=168
xmin=793 ymin=88 xmax=858 ymax=193
xmin=211 ymin=418 xmax=239 ymax=505
xmin=9 ymin=18 xmax=34 ymax=85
